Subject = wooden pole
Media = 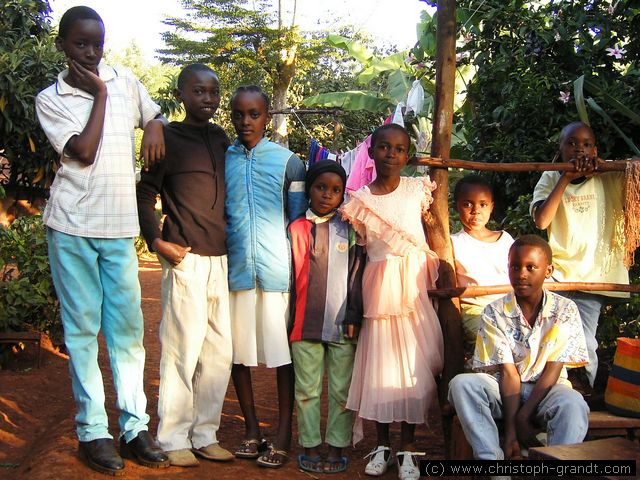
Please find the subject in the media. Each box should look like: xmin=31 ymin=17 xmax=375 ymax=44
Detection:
xmin=428 ymin=282 xmax=640 ymax=298
xmin=427 ymin=0 xmax=464 ymax=413
xmin=412 ymin=156 xmax=637 ymax=172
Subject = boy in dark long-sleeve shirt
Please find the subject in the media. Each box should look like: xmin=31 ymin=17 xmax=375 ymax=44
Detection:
xmin=136 ymin=64 xmax=233 ymax=468
xmin=137 ymin=121 xmax=228 ymax=256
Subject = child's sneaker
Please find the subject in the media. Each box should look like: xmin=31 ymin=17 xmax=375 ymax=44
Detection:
xmin=396 ymin=451 xmax=424 ymax=480
xmin=364 ymin=446 xmax=393 ymax=476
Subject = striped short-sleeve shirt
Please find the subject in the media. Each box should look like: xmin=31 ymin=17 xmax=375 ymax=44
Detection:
xmin=473 ymin=290 xmax=589 ymax=385
xmin=36 ymin=62 xmax=161 ymax=238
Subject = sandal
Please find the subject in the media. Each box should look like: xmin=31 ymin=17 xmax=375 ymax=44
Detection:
xmin=234 ymin=438 xmax=268 ymax=459
xmin=397 ymin=451 xmax=425 ymax=480
xmin=323 ymin=456 xmax=348 ymax=474
xmin=298 ymin=454 xmax=324 ymax=473
xmin=256 ymin=445 xmax=288 ymax=468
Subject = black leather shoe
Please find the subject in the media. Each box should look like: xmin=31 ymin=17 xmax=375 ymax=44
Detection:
xmin=78 ymin=438 xmax=125 ymax=476
xmin=568 ymin=367 xmax=593 ymax=398
xmin=119 ymin=430 xmax=170 ymax=468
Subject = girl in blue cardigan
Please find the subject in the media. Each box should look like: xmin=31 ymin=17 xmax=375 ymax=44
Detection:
xmin=225 ymin=86 xmax=307 ymax=468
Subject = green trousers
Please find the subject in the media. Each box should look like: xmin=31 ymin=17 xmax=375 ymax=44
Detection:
xmin=291 ymin=340 xmax=356 ymax=448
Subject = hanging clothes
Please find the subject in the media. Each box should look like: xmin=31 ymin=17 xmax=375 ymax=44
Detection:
xmin=345 ymin=135 xmax=375 ymax=192
xmin=406 ymin=80 xmax=425 ymax=115
xmin=308 ymin=138 xmax=336 ymax=169
xmin=308 ymin=138 xmax=320 ymax=168
xmin=339 ymin=149 xmax=356 ymax=177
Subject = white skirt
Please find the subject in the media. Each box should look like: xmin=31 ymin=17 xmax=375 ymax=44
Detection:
xmin=230 ymin=288 xmax=291 ymax=368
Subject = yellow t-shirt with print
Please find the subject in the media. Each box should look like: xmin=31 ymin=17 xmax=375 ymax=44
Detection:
xmin=531 ymin=171 xmax=629 ymax=298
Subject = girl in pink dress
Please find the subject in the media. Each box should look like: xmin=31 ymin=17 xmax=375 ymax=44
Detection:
xmin=341 ymin=124 xmax=444 ymax=480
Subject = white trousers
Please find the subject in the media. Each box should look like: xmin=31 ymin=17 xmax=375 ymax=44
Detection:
xmin=157 ymin=253 xmax=233 ymax=451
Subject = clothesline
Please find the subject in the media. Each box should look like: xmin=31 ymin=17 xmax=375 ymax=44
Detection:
xmin=270 ymin=108 xmax=345 ymax=115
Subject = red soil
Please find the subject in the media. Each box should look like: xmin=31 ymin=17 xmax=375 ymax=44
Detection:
xmin=0 ymin=259 xmax=445 ymax=480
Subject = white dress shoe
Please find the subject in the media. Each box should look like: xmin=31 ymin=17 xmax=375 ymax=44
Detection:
xmin=397 ymin=451 xmax=424 ymax=480
xmin=364 ymin=445 xmax=393 ymax=476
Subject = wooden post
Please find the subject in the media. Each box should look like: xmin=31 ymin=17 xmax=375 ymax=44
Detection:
xmin=428 ymin=0 xmax=464 ymax=459
xmin=429 ymin=0 xmax=463 ymax=394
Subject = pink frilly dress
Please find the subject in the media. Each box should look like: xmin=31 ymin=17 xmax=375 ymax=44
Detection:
xmin=341 ymin=176 xmax=444 ymax=444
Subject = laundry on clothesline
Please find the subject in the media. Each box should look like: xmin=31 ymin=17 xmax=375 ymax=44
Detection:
xmin=308 ymin=138 xmax=334 ymax=167
xmin=302 ymin=101 xmax=414 ymax=189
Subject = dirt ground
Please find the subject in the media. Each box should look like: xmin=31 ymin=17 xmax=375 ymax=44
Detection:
xmin=0 ymin=259 xmax=446 ymax=480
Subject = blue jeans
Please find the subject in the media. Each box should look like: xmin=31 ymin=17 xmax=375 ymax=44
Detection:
xmin=448 ymin=373 xmax=589 ymax=460
xmin=47 ymin=229 xmax=150 ymax=442
xmin=557 ymin=291 xmax=605 ymax=387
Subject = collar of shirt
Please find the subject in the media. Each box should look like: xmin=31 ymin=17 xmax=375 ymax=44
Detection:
xmin=56 ymin=61 xmax=117 ymax=98
xmin=233 ymin=136 xmax=269 ymax=153
xmin=501 ymin=289 xmax=553 ymax=330
xmin=306 ymin=208 xmax=336 ymax=224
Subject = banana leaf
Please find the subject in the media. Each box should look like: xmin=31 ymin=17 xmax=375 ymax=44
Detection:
xmin=573 ymin=75 xmax=590 ymax=126
xmin=583 ymin=77 xmax=640 ymax=126
xmin=357 ymin=51 xmax=410 ymax=84
xmin=326 ymin=34 xmax=373 ymax=66
xmin=586 ymin=97 xmax=640 ymax=155
xmin=302 ymin=91 xmax=393 ymax=112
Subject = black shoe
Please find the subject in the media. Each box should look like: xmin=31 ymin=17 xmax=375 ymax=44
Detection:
xmin=78 ymin=438 xmax=125 ymax=476
xmin=119 ymin=430 xmax=170 ymax=468
xmin=586 ymin=392 xmax=606 ymax=410
xmin=568 ymin=367 xmax=593 ymax=398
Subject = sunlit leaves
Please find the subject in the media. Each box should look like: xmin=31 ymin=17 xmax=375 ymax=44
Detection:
xmin=0 ymin=0 xmax=64 ymax=193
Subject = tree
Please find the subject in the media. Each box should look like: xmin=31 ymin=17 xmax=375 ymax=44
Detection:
xmin=0 ymin=0 xmax=64 ymax=198
xmin=302 ymin=34 xmax=405 ymax=113
xmin=302 ymin=11 xmax=474 ymax=159
xmin=105 ymin=42 xmax=178 ymax=96
xmin=455 ymin=0 xmax=640 ymax=203
xmin=159 ymin=0 xmax=314 ymax=147
xmin=450 ymin=0 xmax=640 ymax=345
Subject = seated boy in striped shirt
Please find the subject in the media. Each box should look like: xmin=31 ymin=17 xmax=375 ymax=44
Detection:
xmin=448 ymin=235 xmax=589 ymax=469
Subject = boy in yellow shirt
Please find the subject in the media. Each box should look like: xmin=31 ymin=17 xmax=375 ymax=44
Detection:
xmin=531 ymin=121 xmax=629 ymax=388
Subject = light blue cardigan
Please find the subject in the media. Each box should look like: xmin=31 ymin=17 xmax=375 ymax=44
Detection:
xmin=225 ymin=137 xmax=307 ymax=292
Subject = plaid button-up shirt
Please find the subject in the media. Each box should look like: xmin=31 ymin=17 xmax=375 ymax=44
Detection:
xmin=36 ymin=62 xmax=160 ymax=238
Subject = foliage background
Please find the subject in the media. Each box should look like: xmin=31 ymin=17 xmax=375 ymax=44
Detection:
xmin=0 ymin=215 xmax=61 ymax=344
xmin=444 ymin=0 xmax=640 ymax=344
xmin=452 ymin=0 xmax=640 ymax=211
xmin=0 ymin=0 xmax=64 ymax=198
xmin=157 ymin=0 xmax=383 ymax=157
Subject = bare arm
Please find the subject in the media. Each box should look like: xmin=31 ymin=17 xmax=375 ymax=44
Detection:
xmin=152 ymin=239 xmax=191 ymax=266
xmin=533 ymin=174 xmax=572 ymax=229
xmin=516 ymin=361 xmax=564 ymax=447
xmin=64 ymin=59 xmax=107 ymax=165
xmin=141 ymin=116 xmax=169 ymax=171
xmin=533 ymin=156 xmax=597 ymax=229
xmin=500 ymin=363 xmax=522 ymax=459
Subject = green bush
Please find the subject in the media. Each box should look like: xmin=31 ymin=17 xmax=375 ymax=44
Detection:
xmin=500 ymin=194 xmax=539 ymax=238
xmin=455 ymin=0 xmax=640 ymax=205
xmin=0 ymin=215 xmax=60 ymax=342
xmin=0 ymin=0 xmax=64 ymax=194
xmin=599 ymin=260 xmax=640 ymax=348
